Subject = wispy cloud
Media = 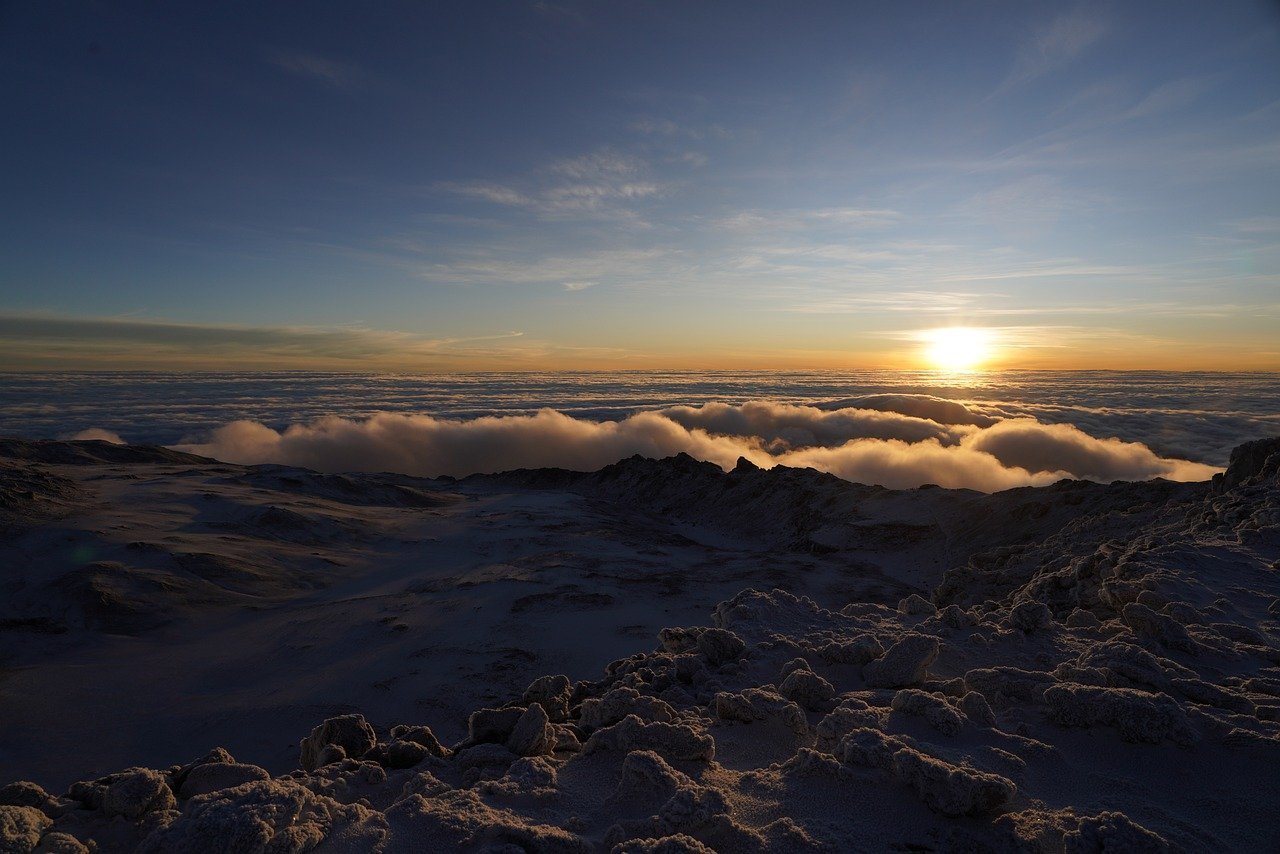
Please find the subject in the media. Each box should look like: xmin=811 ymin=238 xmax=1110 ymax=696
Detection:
xmin=1231 ymin=216 xmax=1280 ymax=234
xmin=438 ymin=182 xmax=536 ymax=208
xmin=958 ymin=174 xmax=1107 ymax=234
xmin=784 ymin=290 xmax=993 ymax=314
xmin=548 ymin=150 xmax=641 ymax=179
xmin=628 ymin=118 xmax=732 ymax=140
xmin=716 ymin=207 xmax=903 ymax=232
xmin=1123 ymin=75 xmax=1216 ymax=121
xmin=266 ymin=49 xmax=365 ymax=90
xmin=994 ymin=7 xmax=1108 ymax=94
xmin=421 ymin=247 xmax=677 ymax=288
xmin=439 ymin=148 xmax=663 ymax=218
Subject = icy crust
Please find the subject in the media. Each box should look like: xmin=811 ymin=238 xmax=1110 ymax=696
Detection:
xmin=3 ymin=440 xmax=1280 ymax=852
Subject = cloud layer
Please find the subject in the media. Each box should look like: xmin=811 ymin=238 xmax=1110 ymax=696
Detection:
xmin=169 ymin=397 xmax=1220 ymax=492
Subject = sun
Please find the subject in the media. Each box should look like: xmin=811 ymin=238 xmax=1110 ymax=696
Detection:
xmin=922 ymin=327 xmax=994 ymax=372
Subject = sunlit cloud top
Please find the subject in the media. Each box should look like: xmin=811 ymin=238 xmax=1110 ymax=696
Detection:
xmin=1 ymin=1 xmax=1278 ymax=370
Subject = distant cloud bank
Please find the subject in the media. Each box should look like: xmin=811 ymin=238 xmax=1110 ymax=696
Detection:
xmin=69 ymin=427 xmax=125 ymax=444
xmin=163 ymin=396 xmax=1220 ymax=492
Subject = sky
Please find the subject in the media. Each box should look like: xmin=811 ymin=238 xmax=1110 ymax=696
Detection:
xmin=1 ymin=0 xmax=1278 ymax=371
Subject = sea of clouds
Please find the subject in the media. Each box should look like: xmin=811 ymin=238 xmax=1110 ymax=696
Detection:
xmin=6 ymin=370 xmax=1276 ymax=492
xmin=157 ymin=397 xmax=1220 ymax=492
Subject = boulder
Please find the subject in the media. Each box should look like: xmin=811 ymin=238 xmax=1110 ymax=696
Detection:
xmin=1121 ymin=603 xmax=1198 ymax=654
xmin=1043 ymin=684 xmax=1197 ymax=745
xmin=299 ymin=715 xmax=376 ymax=772
xmin=891 ymin=747 xmax=1015 ymax=816
xmin=778 ymin=668 xmax=836 ymax=710
xmin=467 ymin=707 xmax=526 ymax=745
xmin=0 ymin=805 xmax=50 ymax=852
xmin=1010 ymin=600 xmax=1052 ymax=633
xmin=102 ymin=769 xmax=176 ymax=820
xmin=583 ymin=715 xmax=715 ymax=763
xmin=863 ymin=634 xmax=939 ymax=688
xmin=507 ymin=704 xmax=556 ymax=757
xmin=695 ymin=629 xmax=746 ymax=666
xmin=389 ymin=724 xmax=448 ymax=757
xmin=898 ymin=594 xmax=937 ymax=616
xmin=891 ymin=689 xmax=964 ymax=735
xmin=179 ymin=763 xmax=270 ymax=799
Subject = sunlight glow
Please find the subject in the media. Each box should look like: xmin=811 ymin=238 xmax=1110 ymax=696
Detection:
xmin=923 ymin=327 xmax=994 ymax=372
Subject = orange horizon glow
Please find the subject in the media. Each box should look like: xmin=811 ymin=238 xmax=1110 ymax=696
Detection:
xmin=0 ymin=315 xmax=1277 ymax=374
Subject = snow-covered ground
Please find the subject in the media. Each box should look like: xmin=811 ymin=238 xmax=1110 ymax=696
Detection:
xmin=1 ymin=436 xmax=1278 ymax=851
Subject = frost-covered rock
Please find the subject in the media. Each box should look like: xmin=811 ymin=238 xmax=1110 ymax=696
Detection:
xmin=378 ymin=740 xmax=429 ymax=769
xmin=778 ymin=667 xmax=836 ymax=710
xmin=613 ymin=749 xmax=690 ymax=802
xmin=608 ymin=753 xmax=726 ymax=846
xmin=814 ymin=703 xmax=884 ymax=751
xmin=1066 ymin=609 xmax=1102 ymax=629
xmin=584 ymin=715 xmax=716 ymax=762
xmin=834 ymin=728 xmax=1013 ymax=816
xmin=1160 ymin=602 xmax=1203 ymax=625
xmin=299 ymin=714 xmax=377 ymax=772
xmin=522 ymin=674 xmax=574 ymax=722
xmin=965 ymin=667 xmax=1054 ymax=704
xmin=891 ymin=747 xmax=1016 ymax=816
xmin=138 ymin=779 xmax=382 ymax=853
xmin=898 ymin=594 xmax=937 ymax=616
xmin=451 ymin=743 xmax=518 ymax=776
xmin=302 ymin=757 xmax=387 ymax=800
xmin=314 ymin=744 xmax=347 ymax=768
xmin=939 ymin=605 xmax=978 ymax=629
xmin=466 ymin=706 xmax=527 ymax=745
xmin=658 ymin=627 xmax=705 ymax=655
xmin=581 ymin=687 xmax=677 ymax=730
xmin=862 ymin=634 xmax=939 ymax=688
xmin=32 ymin=831 xmax=87 ymax=853
xmin=1063 ymin=810 xmax=1171 ymax=853
xmin=959 ymin=691 xmax=997 ymax=727
xmin=835 ymin=727 xmax=904 ymax=769
xmin=891 ymin=689 xmax=964 ymax=735
xmin=507 ymin=703 xmax=556 ymax=756
xmin=1070 ymin=641 xmax=1193 ymax=694
xmin=1043 ymin=684 xmax=1198 ymax=745
xmin=1010 ymin=600 xmax=1052 ymax=633
xmin=815 ymin=634 xmax=883 ymax=665
xmin=383 ymin=788 xmax=585 ymax=852
xmin=1217 ymin=435 xmax=1280 ymax=490
xmin=476 ymin=756 xmax=559 ymax=797
xmin=0 ymin=805 xmax=50 ymax=852
xmin=1171 ymin=677 xmax=1254 ymax=714
xmin=696 ymin=628 xmax=746 ymax=666
xmin=397 ymin=770 xmax=450 ymax=802
xmin=388 ymin=724 xmax=448 ymax=757
xmin=1121 ymin=603 xmax=1199 ymax=654
xmin=713 ymin=688 xmax=809 ymax=735
xmin=0 ymin=782 xmax=56 ymax=816
xmin=171 ymin=747 xmax=235 ymax=792
xmin=102 ymin=769 xmax=176 ymax=820
xmin=611 ymin=834 xmax=715 ymax=853
xmin=553 ymin=724 xmax=583 ymax=753
xmin=178 ymin=762 xmax=270 ymax=799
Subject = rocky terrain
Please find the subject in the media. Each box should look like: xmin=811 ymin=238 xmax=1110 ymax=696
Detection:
xmin=1 ymin=436 xmax=1279 ymax=851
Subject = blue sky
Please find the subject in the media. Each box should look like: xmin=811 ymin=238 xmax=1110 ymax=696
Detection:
xmin=1 ymin=1 xmax=1278 ymax=369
